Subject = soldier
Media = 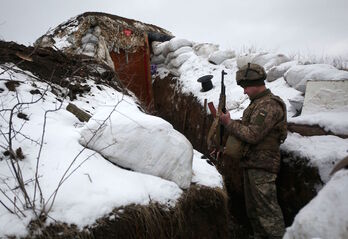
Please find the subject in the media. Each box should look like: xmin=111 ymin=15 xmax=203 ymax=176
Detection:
xmin=220 ymin=63 xmax=287 ymax=239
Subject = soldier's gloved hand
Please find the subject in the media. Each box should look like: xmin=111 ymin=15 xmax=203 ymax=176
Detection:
xmin=220 ymin=111 xmax=232 ymax=126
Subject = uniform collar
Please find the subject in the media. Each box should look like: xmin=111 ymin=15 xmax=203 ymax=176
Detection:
xmin=250 ymin=89 xmax=271 ymax=101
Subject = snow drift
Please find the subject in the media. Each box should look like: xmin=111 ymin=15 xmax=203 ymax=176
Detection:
xmin=284 ymin=170 xmax=348 ymax=239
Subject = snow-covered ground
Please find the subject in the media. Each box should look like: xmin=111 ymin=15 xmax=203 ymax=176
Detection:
xmin=1 ymin=20 xmax=348 ymax=237
xmin=0 ymin=63 xmax=223 ymax=237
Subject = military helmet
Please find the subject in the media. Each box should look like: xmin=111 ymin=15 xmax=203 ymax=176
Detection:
xmin=236 ymin=63 xmax=267 ymax=87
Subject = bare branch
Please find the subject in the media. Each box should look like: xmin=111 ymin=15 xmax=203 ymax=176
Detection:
xmin=33 ymin=93 xmax=65 ymax=210
xmin=0 ymin=188 xmax=26 ymax=217
xmin=0 ymin=177 xmax=25 ymax=207
xmin=0 ymin=199 xmax=16 ymax=215
xmin=45 ymin=95 xmax=125 ymax=214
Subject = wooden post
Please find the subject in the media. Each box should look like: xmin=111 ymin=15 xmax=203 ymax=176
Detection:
xmin=200 ymin=99 xmax=208 ymax=149
xmin=66 ymin=103 xmax=92 ymax=122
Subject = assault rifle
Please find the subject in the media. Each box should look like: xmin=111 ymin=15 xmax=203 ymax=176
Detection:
xmin=207 ymin=70 xmax=227 ymax=163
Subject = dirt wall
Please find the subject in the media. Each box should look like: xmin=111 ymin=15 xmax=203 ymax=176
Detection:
xmin=28 ymin=186 xmax=229 ymax=239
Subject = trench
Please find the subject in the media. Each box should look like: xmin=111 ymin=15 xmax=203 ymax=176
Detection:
xmin=0 ymin=40 xmax=322 ymax=238
xmin=152 ymin=74 xmax=322 ymax=238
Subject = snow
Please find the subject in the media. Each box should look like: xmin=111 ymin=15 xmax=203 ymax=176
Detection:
xmin=290 ymin=112 xmax=348 ymax=136
xmin=79 ymin=101 xmax=193 ymax=189
xmin=53 ymin=35 xmax=71 ymax=49
xmin=284 ymin=170 xmax=348 ymax=239
xmin=192 ymin=150 xmax=224 ymax=188
xmin=0 ymin=63 xmax=222 ymax=237
xmin=265 ymin=77 xmax=304 ymax=117
xmin=280 ymin=132 xmax=348 ymax=183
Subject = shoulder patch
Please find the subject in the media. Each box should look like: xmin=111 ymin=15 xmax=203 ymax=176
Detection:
xmin=255 ymin=110 xmax=267 ymax=125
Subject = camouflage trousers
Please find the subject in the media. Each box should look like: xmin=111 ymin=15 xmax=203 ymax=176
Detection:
xmin=243 ymin=169 xmax=285 ymax=239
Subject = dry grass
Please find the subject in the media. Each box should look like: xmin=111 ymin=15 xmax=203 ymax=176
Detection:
xmin=24 ymin=185 xmax=229 ymax=239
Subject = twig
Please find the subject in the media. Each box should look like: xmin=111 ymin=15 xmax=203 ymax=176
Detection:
xmin=45 ymin=95 xmax=125 ymax=214
xmin=0 ymin=188 xmax=26 ymax=217
xmin=0 ymin=199 xmax=16 ymax=215
xmin=33 ymin=91 xmax=64 ymax=210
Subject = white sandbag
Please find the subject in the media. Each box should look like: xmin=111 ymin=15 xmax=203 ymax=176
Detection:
xmin=266 ymin=60 xmax=299 ymax=82
xmin=81 ymin=33 xmax=98 ymax=45
xmin=284 ymin=64 xmax=348 ymax=93
xmin=79 ymin=102 xmax=193 ymax=189
xmin=253 ymin=53 xmax=290 ymax=70
xmin=237 ymin=52 xmax=289 ymax=70
xmin=164 ymin=46 xmax=193 ymax=64
xmin=168 ymin=52 xmax=195 ymax=69
xmin=193 ymin=43 xmax=219 ymax=58
xmin=208 ymin=50 xmax=236 ymax=65
xmin=162 ymin=38 xmax=193 ymax=56
xmin=151 ymin=54 xmax=165 ymax=65
xmin=169 ymin=68 xmax=181 ymax=77
xmin=82 ymin=43 xmax=96 ymax=53
xmin=221 ymin=59 xmax=236 ymax=69
xmin=152 ymin=41 xmax=167 ymax=56
xmin=236 ymin=53 xmax=260 ymax=68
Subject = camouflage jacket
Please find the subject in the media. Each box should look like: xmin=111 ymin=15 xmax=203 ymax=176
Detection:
xmin=226 ymin=89 xmax=287 ymax=173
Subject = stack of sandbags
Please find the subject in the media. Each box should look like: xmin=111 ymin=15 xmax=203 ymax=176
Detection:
xmin=208 ymin=49 xmax=236 ymax=65
xmin=78 ymin=26 xmax=114 ymax=69
xmin=237 ymin=52 xmax=290 ymax=71
xmin=284 ymin=64 xmax=348 ymax=93
xmin=266 ymin=60 xmax=299 ymax=82
xmin=151 ymin=41 xmax=167 ymax=65
xmin=151 ymin=38 xmax=195 ymax=76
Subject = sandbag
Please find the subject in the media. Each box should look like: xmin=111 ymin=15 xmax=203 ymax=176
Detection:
xmin=162 ymin=38 xmax=192 ymax=56
xmin=79 ymin=101 xmax=193 ymax=189
xmin=284 ymin=64 xmax=348 ymax=93
xmin=193 ymin=43 xmax=219 ymax=58
xmin=208 ymin=50 xmax=236 ymax=65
